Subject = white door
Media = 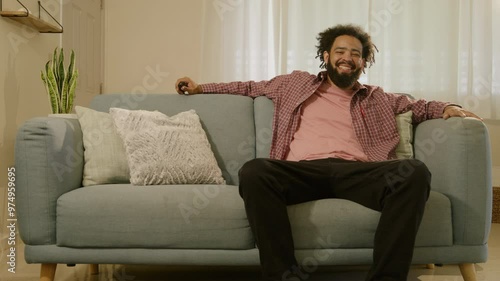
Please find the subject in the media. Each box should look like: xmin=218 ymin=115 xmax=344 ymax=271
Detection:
xmin=62 ymin=0 xmax=103 ymax=107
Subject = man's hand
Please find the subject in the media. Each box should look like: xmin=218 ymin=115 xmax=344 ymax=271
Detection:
xmin=442 ymin=105 xmax=482 ymax=120
xmin=175 ymin=77 xmax=203 ymax=95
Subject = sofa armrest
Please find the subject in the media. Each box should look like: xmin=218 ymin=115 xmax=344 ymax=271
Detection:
xmin=15 ymin=117 xmax=84 ymax=245
xmin=414 ymin=117 xmax=492 ymax=245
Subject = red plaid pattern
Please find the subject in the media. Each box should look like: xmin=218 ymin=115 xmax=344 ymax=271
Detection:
xmin=201 ymin=71 xmax=449 ymax=161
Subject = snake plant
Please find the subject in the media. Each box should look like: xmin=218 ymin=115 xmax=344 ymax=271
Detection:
xmin=41 ymin=48 xmax=79 ymax=114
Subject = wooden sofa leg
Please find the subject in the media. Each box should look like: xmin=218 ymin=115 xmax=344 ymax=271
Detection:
xmin=459 ymin=263 xmax=477 ymax=281
xmin=40 ymin=263 xmax=57 ymax=281
xmin=89 ymin=264 xmax=99 ymax=275
xmin=426 ymin=264 xmax=435 ymax=269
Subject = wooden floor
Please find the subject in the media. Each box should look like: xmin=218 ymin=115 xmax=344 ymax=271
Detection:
xmin=1 ymin=224 xmax=499 ymax=281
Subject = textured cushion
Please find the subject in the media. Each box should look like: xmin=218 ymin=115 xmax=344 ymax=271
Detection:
xmin=109 ymin=108 xmax=225 ymax=185
xmin=56 ymin=184 xmax=254 ymax=249
xmin=75 ymin=106 xmax=130 ymax=186
xmin=395 ymin=111 xmax=414 ymax=159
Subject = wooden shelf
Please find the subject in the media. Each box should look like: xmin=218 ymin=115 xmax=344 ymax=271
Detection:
xmin=1 ymin=10 xmax=62 ymax=33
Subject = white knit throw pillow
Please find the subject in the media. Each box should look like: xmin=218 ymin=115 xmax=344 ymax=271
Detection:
xmin=395 ymin=111 xmax=414 ymax=159
xmin=75 ymin=106 xmax=130 ymax=186
xmin=109 ymin=108 xmax=225 ymax=185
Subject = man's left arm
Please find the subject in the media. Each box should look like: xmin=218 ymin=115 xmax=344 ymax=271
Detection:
xmin=388 ymin=93 xmax=482 ymax=122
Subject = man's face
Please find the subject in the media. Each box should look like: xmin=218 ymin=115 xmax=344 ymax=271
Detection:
xmin=323 ymin=35 xmax=365 ymax=89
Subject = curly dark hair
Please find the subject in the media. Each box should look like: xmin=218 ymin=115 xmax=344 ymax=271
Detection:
xmin=316 ymin=24 xmax=377 ymax=69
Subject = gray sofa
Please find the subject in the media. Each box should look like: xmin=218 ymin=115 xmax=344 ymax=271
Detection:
xmin=15 ymin=93 xmax=492 ymax=281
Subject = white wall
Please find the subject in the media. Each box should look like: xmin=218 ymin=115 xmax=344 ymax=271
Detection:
xmin=0 ymin=2 xmax=62 ymax=185
xmin=104 ymin=0 xmax=203 ymax=94
xmin=103 ymin=1 xmax=500 ymax=185
xmin=485 ymin=120 xmax=500 ymax=186
xmin=0 ymin=0 xmax=62 ymax=253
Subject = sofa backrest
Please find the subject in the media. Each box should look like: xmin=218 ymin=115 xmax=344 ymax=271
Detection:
xmin=254 ymin=96 xmax=274 ymax=158
xmin=90 ymin=93 xmax=261 ymax=185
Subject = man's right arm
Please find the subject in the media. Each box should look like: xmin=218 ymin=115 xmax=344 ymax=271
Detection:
xmin=175 ymin=74 xmax=292 ymax=100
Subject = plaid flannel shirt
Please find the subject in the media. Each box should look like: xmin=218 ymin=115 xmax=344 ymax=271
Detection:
xmin=201 ymin=71 xmax=449 ymax=161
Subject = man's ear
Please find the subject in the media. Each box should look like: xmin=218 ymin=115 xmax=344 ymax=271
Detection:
xmin=361 ymin=58 xmax=367 ymax=73
xmin=323 ymin=51 xmax=329 ymax=64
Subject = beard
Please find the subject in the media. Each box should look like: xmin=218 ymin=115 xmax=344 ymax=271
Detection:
xmin=326 ymin=61 xmax=363 ymax=89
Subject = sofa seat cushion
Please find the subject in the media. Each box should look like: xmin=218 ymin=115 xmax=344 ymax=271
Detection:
xmin=288 ymin=191 xmax=452 ymax=249
xmin=57 ymin=185 xmax=254 ymax=249
xmin=58 ymin=186 xmax=451 ymax=250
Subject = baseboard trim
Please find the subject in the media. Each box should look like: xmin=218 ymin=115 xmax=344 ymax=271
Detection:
xmin=493 ymin=166 xmax=500 ymax=187
xmin=493 ymin=186 xmax=500 ymax=223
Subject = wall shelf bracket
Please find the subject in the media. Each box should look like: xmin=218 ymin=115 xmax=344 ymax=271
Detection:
xmin=0 ymin=0 xmax=63 ymax=33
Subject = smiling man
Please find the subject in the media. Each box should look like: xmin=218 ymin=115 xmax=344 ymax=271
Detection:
xmin=175 ymin=24 xmax=480 ymax=281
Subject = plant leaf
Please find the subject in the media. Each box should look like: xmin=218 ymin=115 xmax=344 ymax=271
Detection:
xmin=66 ymin=69 xmax=78 ymax=113
xmin=52 ymin=47 xmax=59 ymax=91
xmin=44 ymin=61 xmax=60 ymax=114
xmin=63 ymin=50 xmax=77 ymax=113
xmin=58 ymin=48 xmax=65 ymax=96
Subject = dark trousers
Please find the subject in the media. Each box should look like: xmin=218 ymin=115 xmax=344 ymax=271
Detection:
xmin=238 ymin=158 xmax=431 ymax=281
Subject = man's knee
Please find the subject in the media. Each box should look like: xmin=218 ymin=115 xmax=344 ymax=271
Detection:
xmin=406 ymin=159 xmax=431 ymax=183
xmin=238 ymin=158 xmax=275 ymax=197
xmin=399 ymin=159 xmax=431 ymax=196
xmin=392 ymin=159 xmax=430 ymax=180
xmin=238 ymin=158 xmax=273 ymax=181
xmin=385 ymin=159 xmax=431 ymax=194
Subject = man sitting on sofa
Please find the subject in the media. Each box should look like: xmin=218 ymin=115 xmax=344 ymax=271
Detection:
xmin=175 ymin=24 xmax=481 ymax=281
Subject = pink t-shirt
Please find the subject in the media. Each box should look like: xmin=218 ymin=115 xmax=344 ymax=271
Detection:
xmin=286 ymin=81 xmax=369 ymax=162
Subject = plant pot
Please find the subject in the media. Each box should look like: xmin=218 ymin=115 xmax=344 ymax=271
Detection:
xmin=48 ymin=113 xmax=77 ymax=119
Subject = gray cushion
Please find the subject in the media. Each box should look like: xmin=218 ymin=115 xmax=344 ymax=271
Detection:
xmin=57 ymin=185 xmax=451 ymax=250
xmin=254 ymin=97 xmax=273 ymax=158
xmin=57 ymin=185 xmax=254 ymax=249
xmin=289 ymin=191 xmax=452 ymax=249
xmin=90 ymin=94 xmax=256 ymax=185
